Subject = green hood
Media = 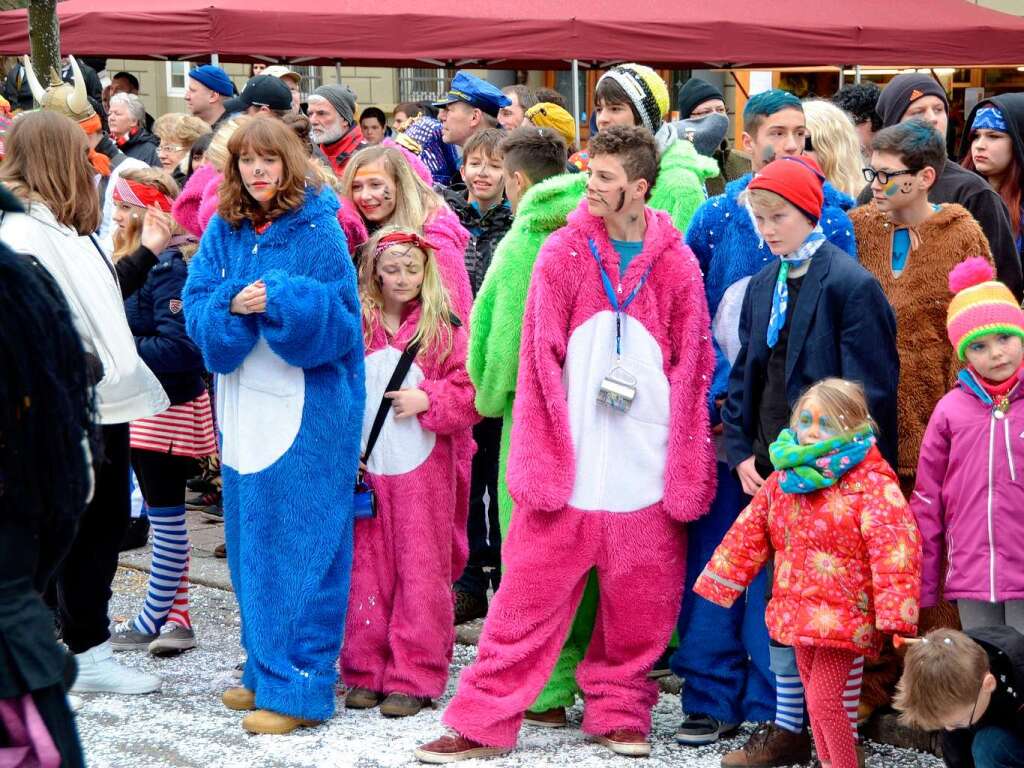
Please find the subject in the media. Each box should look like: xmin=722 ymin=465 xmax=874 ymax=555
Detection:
xmin=514 ymin=172 xmax=587 ymax=236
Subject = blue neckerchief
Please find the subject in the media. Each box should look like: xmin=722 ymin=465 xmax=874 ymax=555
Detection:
xmin=766 ymin=225 xmax=825 ymax=348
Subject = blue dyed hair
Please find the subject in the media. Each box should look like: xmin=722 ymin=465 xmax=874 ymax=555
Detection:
xmin=870 ymin=118 xmax=946 ymax=177
xmin=743 ymin=89 xmax=803 ymax=134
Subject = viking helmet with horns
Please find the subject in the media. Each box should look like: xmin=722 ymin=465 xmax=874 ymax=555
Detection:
xmin=22 ymin=55 xmax=94 ymax=122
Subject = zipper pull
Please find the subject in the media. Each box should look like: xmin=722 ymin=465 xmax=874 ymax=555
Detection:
xmin=251 ymin=243 xmax=259 ymax=255
xmin=617 ymin=281 xmax=623 ymax=296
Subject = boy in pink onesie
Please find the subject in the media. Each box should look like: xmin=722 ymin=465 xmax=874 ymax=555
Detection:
xmin=415 ymin=126 xmax=717 ymax=762
xmin=341 ymin=227 xmax=480 ymax=718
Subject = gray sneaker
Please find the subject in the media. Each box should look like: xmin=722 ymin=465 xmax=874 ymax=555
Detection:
xmin=148 ymin=624 xmax=196 ymax=657
xmin=110 ymin=622 xmax=158 ymax=651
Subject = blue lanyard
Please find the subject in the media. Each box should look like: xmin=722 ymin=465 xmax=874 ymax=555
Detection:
xmin=588 ymin=239 xmax=652 ymax=357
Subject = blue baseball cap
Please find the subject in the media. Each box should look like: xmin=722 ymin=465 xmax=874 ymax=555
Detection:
xmin=433 ymin=72 xmax=511 ymax=118
xmin=188 ymin=65 xmax=235 ymax=98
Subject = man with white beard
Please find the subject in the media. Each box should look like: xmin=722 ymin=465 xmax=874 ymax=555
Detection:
xmin=307 ymin=83 xmax=367 ymax=176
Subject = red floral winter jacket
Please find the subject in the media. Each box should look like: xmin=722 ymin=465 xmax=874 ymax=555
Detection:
xmin=695 ymin=447 xmax=922 ymax=658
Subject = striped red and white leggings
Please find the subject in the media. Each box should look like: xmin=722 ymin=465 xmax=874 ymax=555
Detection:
xmin=795 ymin=646 xmax=864 ymax=768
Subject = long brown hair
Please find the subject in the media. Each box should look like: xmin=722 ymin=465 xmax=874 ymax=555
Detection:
xmin=0 ymin=111 xmax=101 ymax=234
xmin=112 ymin=167 xmax=181 ymax=261
xmin=962 ymin=130 xmax=1022 ymax=239
xmin=217 ymin=115 xmax=319 ymax=227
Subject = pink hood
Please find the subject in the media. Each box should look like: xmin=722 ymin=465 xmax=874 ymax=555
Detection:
xmin=172 ymin=163 xmax=220 ymax=237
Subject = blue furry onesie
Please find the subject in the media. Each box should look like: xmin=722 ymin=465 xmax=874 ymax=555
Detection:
xmin=671 ymin=173 xmax=856 ymax=726
xmin=183 ymin=186 xmax=365 ymax=721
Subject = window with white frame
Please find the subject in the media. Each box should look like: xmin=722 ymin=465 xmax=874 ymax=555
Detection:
xmin=166 ymin=61 xmax=191 ymax=98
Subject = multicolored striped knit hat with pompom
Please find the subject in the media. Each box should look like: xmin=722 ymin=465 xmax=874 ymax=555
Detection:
xmin=947 ymin=257 xmax=1024 ymax=360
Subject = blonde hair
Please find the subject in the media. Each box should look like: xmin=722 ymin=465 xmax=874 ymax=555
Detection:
xmin=360 ymin=224 xmax=454 ymax=360
xmin=894 ymin=629 xmax=990 ymax=731
xmin=802 ymin=100 xmax=864 ymax=198
xmin=111 ymin=167 xmax=184 ymax=260
xmin=204 ymin=117 xmax=246 ymax=172
xmin=744 ymin=187 xmax=790 ymax=213
xmin=790 ymin=378 xmax=876 ymax=436
xmin=154 ymin=113 xmax=211 ymax=176
xmin=340 ymin=145 xmax=444 ymax=230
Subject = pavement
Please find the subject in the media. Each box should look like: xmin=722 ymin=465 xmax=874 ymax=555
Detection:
xmin=82 ymin=518 xmax=943 ymax=768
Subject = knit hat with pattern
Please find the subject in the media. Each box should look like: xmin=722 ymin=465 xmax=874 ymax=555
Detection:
xmin=597 ymin=64 xmax=669 ymax=134
xmin=947 ymin=257 xmax=1024 ymax=360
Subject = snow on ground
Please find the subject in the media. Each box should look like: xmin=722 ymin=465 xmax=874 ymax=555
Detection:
xmin=75 ymin=570 xmax=942 ymax=768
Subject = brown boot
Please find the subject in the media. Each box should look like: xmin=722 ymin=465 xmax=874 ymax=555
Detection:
xmin=524 ymin=707 xmax=568 ymax=728
xmin=720 ymin=723 xmax=812 ymax=767
xmin=241 ymin=709 xmax=321 ymax=735
xmin=345 ymin=686 xmax=384 ymax=709
xmin=221 ymin=686 xmax=256 ymax=711
xmin=380 ymin=692 xmax=432 ymax=718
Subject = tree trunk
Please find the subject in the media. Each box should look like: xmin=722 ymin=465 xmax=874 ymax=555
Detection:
xmin=27 ymin=0 xmax=59 ymax=90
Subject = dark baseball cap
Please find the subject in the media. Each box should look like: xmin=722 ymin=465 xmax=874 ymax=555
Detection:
xmin=224 ymin=75 xmax=292 ymax=113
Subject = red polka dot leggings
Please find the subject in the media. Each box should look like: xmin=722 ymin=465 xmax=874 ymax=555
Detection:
xmin=795 ymin=646 xmax=863 ymax=768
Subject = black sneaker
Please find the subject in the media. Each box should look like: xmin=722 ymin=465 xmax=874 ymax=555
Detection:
xmin=186 ymin=476 xmax=218 ymax=495
xmin=201 ymin=504 xmax=224 ymax=523
xmin=119 ymin=516 xmax=150 ymax=552
xmin=187 ymin=490 xmax=221 ymax=512
xmin=675 ymin=713 xmax=739 ymax=746
xmin=453 ymin=589 xmax=487 ymax=625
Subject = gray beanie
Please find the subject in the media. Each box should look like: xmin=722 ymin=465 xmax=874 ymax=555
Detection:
xmin=310 ymin=84 xmax=357 ymax=125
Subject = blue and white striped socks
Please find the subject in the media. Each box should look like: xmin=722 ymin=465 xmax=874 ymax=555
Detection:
xmin=133 ymin=504 xmax=191 ymax=635
xmin=775 ymin=673 xmax=806 ymax=733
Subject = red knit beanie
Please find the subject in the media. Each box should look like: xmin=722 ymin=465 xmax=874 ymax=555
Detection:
xmin=748 ymin=156 xmax=826 ymax=222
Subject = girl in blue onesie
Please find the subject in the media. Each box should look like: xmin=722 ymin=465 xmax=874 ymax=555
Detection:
xmin=183 ymin=116 xmax=365 ymax=735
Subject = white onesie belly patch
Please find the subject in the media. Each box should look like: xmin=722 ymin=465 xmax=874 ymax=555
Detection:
xmin=361 ymin=346 xmax=435 ymax=476
xmin=216 ymin=337 xmax=305 ymax=475
xmin=563 ymin=311 xmax=670 ymax=512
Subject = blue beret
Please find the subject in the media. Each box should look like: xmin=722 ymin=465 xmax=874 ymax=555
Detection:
xmin=433 ymin=71 xmax=511 ymax=118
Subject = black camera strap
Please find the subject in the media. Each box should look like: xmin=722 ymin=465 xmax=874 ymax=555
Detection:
xmin=361 ymin=339 xmax=421 ymax=465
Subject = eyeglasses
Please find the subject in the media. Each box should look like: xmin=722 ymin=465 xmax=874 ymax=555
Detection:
xmin=159 ymin=144 xmax=185 ymax=153
xmin=862 ymin=167 xmax=920 ymax=185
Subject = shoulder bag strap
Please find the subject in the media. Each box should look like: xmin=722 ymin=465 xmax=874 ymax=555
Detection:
xmin=362 ymin=338 xmax=421 ymax=464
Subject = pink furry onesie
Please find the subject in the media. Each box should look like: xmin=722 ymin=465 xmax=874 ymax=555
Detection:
xmin=441 ymin=202 xmax=717 ymax=748
xmin=341 ymin=305 xmax=480 ymax=698
xmin=422 ymin=205 xmax=475 ymax=580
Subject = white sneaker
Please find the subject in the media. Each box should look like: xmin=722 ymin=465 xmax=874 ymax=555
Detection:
xmin=71 ymin=641 xmax=162 ymax=694
xmin=66 ymin=694 xmax=84 ymax=712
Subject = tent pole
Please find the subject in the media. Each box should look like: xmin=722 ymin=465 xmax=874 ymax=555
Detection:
xmin=335 ymin=62 xmax=342 ymax=84
xmin=855 ymin=65 xmax=862 ymax=84
xmin=211 ymin=53 xmax=220 ymax=66
xmin=571 ymin=58 xmax=581 ymax=150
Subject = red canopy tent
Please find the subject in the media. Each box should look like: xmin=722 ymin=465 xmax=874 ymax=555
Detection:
xmin=0 ymin=0 xmax=1022 ymax=67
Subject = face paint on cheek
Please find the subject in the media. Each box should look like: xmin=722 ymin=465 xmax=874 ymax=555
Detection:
xmin=615 ymin=188 xmax=626 ymax=212
xmin=900 ymin=181 xmax=914 ymax=194
xmin=762 ymin=146 xmax=776 ymax=164
xmin=882 ymin=178 xmax=901 ymax=198
xmin=381 ymin=189 xmax=392 ymax=201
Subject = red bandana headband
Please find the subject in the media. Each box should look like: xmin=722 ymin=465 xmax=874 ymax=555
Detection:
xmin=112 ymin=177 xmax=174 ymax=213
xmin=372 ymin=231 xmax=438 ymax=261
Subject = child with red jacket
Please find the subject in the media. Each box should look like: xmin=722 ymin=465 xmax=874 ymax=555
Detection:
xmin=696 ymin=378 xmax=921 ymax=768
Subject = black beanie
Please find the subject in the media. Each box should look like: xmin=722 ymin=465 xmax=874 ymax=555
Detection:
xmin=676 ymin=78 xmax=724 ymax=119
xmin=875 ymin=73 xmax=949 ymax=128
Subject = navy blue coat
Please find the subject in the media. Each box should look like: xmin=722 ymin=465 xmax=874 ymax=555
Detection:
xmin=722 ymin=241 xmax=899 ymax=470
xmin=124 ymin=247 xmax=205 ymax=406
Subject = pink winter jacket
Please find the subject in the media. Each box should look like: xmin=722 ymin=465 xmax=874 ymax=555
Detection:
xmin=423 ymin=205 xmax=473 ymax=325
xmin=912 ymin=368 xmax=1024 ymax=606
xmin=507 ymin=201 xmax=716 ymax=521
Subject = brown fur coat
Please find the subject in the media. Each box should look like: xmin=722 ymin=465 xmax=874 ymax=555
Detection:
xmin=851 ymin=203 xmax=992 ymax=477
